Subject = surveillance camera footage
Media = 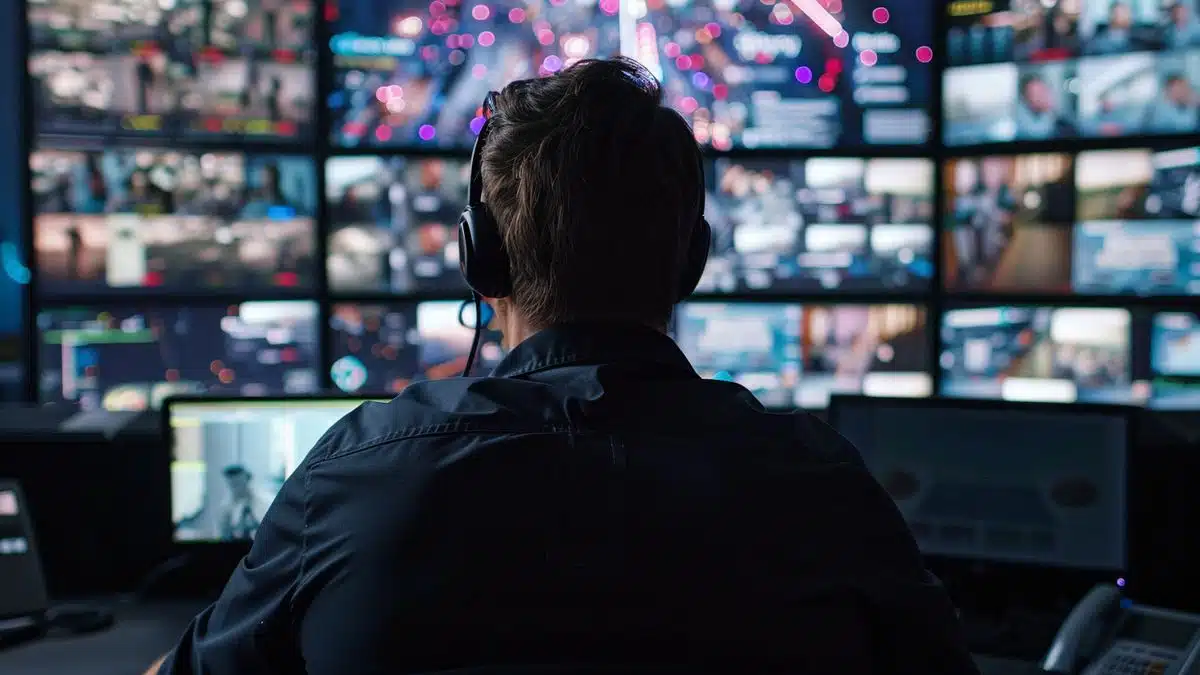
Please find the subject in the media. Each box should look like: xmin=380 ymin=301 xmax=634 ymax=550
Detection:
xmin=170 ymin=399 xmax=381 ymax=542
xmin=627 ymin=0 xmax=933 ymax=149
xmin=673 ymin=302 xmax=930 ymax=409
xmin=328 ymin=301 xmax=504 ymax=395
xmin=38 ymin=302 xmax=321 ymax=411
xmin=31 ymin=147 xmax=316 ymax=296
xmin=327 ymin=0 xmax=620 ymax=149
xmin=700 ymin=157 xmax=934 ymax=295
xmin=28 ymin=0 xmax=316 ymax=142
xmin=326 ymin=156 xmax=469 ymax=293
xmin=1150 ymin=311 xmax=1200 ymax=409
xmin=942 ymin=154 xmax=1076 ymax=294
xmin=944 ymin=0 xmax=1200 ymax=145
xmin=940 ymin=306 xmax=1136 ymax=405
xmin=1073 ymin=147 xmax=1200 ymax=296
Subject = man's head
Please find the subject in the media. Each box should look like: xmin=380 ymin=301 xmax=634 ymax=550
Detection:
xmin=1165 ymin=74 xmax=1193 ymax=104
xmin=1170 ymin=2 xmax=1189 ymax=26
xmin=222 ymin=465 xmax=252 ymax=499
xmin=477 ymin=57 xmax=705 ymax=340
xmin=1020 ymin=74 xmax=1054 ymax=112
xmin=1109 ymin=2 xmax=1132 ymax=28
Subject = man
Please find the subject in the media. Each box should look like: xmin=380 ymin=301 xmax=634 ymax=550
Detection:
xmin=1165 ymin=2 xmax=1200 ymax=48
xmin=1015 ymin=72 xmax=1076 ymax=140
xmin=216 ymin=465 xmax=267 ymax=541
xmin=1086 ymin=1 xmax=1135 ymax=54
xmin=1148 ymin=73 xmax=1200 ymax=133
xmin=149 ymin=58 xmax=978 ymax=674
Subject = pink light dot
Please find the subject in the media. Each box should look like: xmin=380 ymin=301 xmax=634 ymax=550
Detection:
xmin=459 ymin=33 xmax=474 ymax=47
xmin=508 ymin=7 xmax=525 ymax=22
xmin=471 ymin=4 xmax=489 ymax=20
xmin=374 ymin=126 xmax=393 ymax=142
xmin=915 ymin=45 xmax=933 ymax=63
xmin=705 ymin=22 xmax=721 ymax=37
xmin=664 ymin=42 xmax=681 ymax=58
xmin=679 ymin=96 xmax=699 ymax=114
xmin=872 ymin=7 xmax=889 ymax=23
xmin=537 ymin=29 xmax=554 ymax=46
xmin=859 ymin=49 xmax=878 ymax=66
xmin=833 ymin=31 xmax=849 ymax=48
xmin=675 ymin=54 xmax=692 ymax=70
xmin=418 ymin=124 xmax=436 ymax=141
xmin=429 ymin=1 xmax=446 ymax=15
xmin=446 ymin=34 xmax=460 ymax=48
xmin=472 ymin=63 xmax=488 ymax=78
xmin=598 ymin=0 xmax=618 ymax=14
xmin=478 ymin=30 xmax=495 ymax=46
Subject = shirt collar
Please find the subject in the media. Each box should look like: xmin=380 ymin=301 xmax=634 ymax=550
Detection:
xmin=490 ymin=322 xmax=698 ymax=379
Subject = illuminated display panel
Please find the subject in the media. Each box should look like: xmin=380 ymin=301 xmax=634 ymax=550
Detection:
xmin=701 ymin=157 xmax=935 ymax=295
xmin=674 ymin=301 xmax=932 ymax=409
xmin=328 ymin=301 xmax=503 ymax=394
xmin=27 ymin=0 xmax=316 ymax=142
xmin=37 ymin=302 xmax=321 ymax=410
xmin=325 ymin=156 xmax=469 ymax=293
xmin=944 ymin=0 xmax=1200 ymax=146
xmin=31 ymin=147 xmax=317 ymax=296
xmin=327 ymin=0 xmax=932 ymax=150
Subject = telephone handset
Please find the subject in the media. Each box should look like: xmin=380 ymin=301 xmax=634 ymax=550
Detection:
xmin=1043 ymin=584 xmax=1200 ymax=675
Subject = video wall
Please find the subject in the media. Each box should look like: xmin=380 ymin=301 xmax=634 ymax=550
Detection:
xmin=12 ymin=0 xmax=1198 ymax=412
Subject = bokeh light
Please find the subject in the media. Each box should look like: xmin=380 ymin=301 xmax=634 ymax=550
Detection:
xmin=859 ymin=50 xmax=878 ymax=66
xmin=916 ymin=45 xmax=934 ymax=63
xmin=833 ymin=31 xmax=849 ymax=48
xmin=418 ymin=124 xmax=436 ymax=141
xmin=872 ymin=7 xmax=890 ymax=23
xmin=794 ymin=66 xmax=812 ymax=83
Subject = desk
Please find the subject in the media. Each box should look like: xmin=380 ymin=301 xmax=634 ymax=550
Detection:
xmin=0 ymin=603 xmax=1043 ymax=675
xmin=0 ymin=601 xmax=204 ymax=675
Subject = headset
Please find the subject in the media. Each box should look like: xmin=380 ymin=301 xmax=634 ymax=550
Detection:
xmin=456 ymin=91 xmax=712 ymax=375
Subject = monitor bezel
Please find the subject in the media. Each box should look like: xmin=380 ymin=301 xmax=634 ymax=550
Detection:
xmin=826 ymin=394 xmax=1145 ymax=611
xmin=161 ymin=393 xmax=388 ymax=552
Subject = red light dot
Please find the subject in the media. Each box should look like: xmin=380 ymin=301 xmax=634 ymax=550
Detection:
xmin=818 ymin=75 xmax=835 ymax=93
xmin=872 ymin=7 xmax=889 ymax=23
xmin=712 ymin=84 xmax=728 ymax=99
xmin=915 ymin=45 xmax=934 ymax=63
xmin=375 ymin=126 xmax=393 ymax=142
xmin=859 ymin=49 xmax=878 ymax=66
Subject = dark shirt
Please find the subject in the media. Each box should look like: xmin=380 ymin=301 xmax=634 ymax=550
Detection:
xmin=159 ymin=323 xmax=979 ymax=675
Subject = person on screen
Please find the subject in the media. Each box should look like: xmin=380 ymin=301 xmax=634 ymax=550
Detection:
xmin=217 ymin=465 xmax=267 ymax=541
xmin=146 ymin=58 xmax=979 ymax=675
xmin=1148 ymin=73 xmax=1200 ymax=132
xmin=1165 ymin=2 xmax=1200 ymax=48
xmin=1086 ymin=2 xmax=1135 ymax=54
xmin=1015 ymin=73 xmax=1076 ymax=139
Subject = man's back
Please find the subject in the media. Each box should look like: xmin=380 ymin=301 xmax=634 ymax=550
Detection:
xmin=160 ymin=324 xmax=978 ymax=674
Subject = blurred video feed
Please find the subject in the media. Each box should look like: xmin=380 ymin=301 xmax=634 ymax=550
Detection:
xmin=940 ymin=306 xmax=1135 ymax=404
xmin=1149 ymin=311 xmax=1200 ymax=409
xmin=329 ymin=301 xmax=503 ymax=394
xmin=626 ymin=0 xmax=933 ymax=149
xmin=171 ymin=398 xmax=381 ymax=543
xmin=796 ymin=304 xmax=932 ymax=408
xmin=326 ymin=156 xmax=469 ymax=293
xmin=1078 ymin=145 xmax=1200 ymax=220
xmin=31 ymin=148 xmax=316 ymax=295
xmin=28 ymin=0 xmax=316 ymax=141
xmin=1071 ymin=221 xmax=1198 ymax=295
xmin=37 ymin=301 xmax=321 ymax=411
xmin=944 ymin=0 xmax=1200 ymax=147
xmin=942 ymin=154 xmax=1075 ymax=293
xmin=945 ymin=0 xmax=1085 ymax=67
xmin=327 ymin=0 xmax=620 ymax=149
xmin=700 ymin=157 xmax=933 ymax=294
xmin=673 ymin=303 xmax=803 ymax=408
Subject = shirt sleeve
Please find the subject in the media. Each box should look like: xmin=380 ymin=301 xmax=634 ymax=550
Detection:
xmin=157 ymin=466 xmax=308 ymax=675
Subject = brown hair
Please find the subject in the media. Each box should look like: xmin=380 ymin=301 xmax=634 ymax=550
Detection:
xmin=480 ymin=56 xmax=703 ymax=329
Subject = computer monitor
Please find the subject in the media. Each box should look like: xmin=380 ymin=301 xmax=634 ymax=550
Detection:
xmin=827 ymin=396 xmax=1133 ymax=578
xmin=166 ymin=396 xmax=387 ymax=544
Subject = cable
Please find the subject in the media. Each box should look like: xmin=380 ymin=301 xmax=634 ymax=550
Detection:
xmin=462 ymin=292 xmax=484 ymax=377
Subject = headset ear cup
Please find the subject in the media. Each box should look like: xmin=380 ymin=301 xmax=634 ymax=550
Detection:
xmin=458 ymin=205 xmax=512 ymax=299
xmin=676 ymin=217 xmax=711 ymax=301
